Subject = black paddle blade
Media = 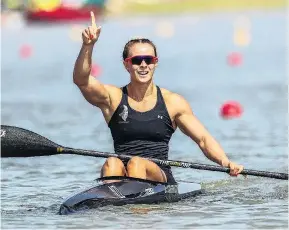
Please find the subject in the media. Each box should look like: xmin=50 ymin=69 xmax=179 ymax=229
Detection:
xmin=1 ymin=125 xmax=61 ymax=157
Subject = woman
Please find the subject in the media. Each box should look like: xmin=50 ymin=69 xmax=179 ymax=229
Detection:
xmin=73 ymin=12 xmax=244 ymax=183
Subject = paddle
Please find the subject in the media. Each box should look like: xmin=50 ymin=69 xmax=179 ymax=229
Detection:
xmin=1 ymin=125 xmax=288 ymax=180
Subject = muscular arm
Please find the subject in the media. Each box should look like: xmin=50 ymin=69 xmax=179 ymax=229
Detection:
xmin=172 ymin=94 xmax=230 ymax=167
xmin=73 ymin=44 xmax=111 ymax=107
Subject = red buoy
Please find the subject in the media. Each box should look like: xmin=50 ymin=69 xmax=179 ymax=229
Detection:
xmin=220 ymin=101 xmax=243 ymax=119
xmin=19 ymin=44 xmax=33 ymax=59
xmin=227 ymin=52 xmax=243 ymax=67
xmin=91 ymin=63 xmax=102 ymax=77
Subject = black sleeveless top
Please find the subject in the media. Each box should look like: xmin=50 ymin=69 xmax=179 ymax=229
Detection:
xmin=108 ymin=85 xmax=175 ymax=163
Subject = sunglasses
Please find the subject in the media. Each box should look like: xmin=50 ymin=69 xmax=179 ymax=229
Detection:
xmin=125 ymin=55 xmax=158 ymax=65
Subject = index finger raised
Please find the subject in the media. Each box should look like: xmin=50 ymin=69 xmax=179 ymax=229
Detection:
xmin=90 ymin=11 xmax=97 ymax=27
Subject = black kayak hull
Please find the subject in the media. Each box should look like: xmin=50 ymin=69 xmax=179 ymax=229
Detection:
xmin=59 ymin=176 xmax=202 ymax=215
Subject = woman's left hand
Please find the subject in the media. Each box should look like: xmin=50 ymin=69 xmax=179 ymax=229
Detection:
xmin=228 ymin=161 xmax=244 ymax=176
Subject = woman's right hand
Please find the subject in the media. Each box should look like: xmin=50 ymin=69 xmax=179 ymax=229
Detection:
xmin=82 ymin=11 xmax=102 ymax=46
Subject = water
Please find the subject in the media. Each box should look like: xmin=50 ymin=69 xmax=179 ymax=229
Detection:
xmin=1 ymin=10 xmax=288 ymax=229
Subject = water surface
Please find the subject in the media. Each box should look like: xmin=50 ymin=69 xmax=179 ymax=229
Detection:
xmin=1 ymin=10 xmax=288 ymax=229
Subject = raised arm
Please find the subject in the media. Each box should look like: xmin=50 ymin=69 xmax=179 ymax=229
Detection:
xmin=171 ymin=93 xmax=244 ymax=176
xmin=73 ymin=11 xmax=111 ymax=108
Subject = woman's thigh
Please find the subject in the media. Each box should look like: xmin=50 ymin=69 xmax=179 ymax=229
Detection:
xmin=135 ymin=157 xmax=167 ymax=182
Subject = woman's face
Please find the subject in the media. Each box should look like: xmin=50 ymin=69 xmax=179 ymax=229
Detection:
xmin=123 ymin=43 xmax=158 ymax=84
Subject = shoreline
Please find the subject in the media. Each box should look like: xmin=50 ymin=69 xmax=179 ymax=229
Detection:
xmin=105 ymin=0 xmax=287 ymax=16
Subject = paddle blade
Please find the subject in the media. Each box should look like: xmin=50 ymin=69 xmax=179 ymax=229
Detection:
xmin=1 ymin=125 xmax=61 ymax=157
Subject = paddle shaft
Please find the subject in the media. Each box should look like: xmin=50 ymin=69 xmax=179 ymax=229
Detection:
xmin=62 ymin=147 xmax=288 ymax=180
xmin=1 ymin=125 xmax=288 ymax=180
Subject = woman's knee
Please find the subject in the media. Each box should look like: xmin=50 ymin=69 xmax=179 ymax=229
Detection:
xmin=127 ymin=156 xmax=145 ymax=170
xmin=103 ymin=157 xmax=124 ymax=169
xmin=101 ymin=157 xmax=126 ymax=177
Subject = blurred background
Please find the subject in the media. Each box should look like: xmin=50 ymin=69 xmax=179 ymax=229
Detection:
xmin=1 ymin=0 xmax=288 ymax=229
xmin=1 ymin=0 xmax=287 ymax=163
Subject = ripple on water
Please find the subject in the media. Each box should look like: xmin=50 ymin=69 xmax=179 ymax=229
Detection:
xmin=1 ymin=10 xmax=288 ymax=230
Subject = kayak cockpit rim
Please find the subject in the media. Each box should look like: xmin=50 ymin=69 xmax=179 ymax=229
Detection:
xmin=94 ymin=176 xmax=175 ymax=185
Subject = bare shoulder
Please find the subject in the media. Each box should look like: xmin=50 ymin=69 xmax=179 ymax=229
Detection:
xmin=160 ymin=88 xmax=193 ymax=115
xmin=104 ymin=84 xmax=121 ymax=92
xmin=103 ymin=84 xmax=123 ymax=108
xmin=104 ymin=84 xmax=124 ymax=100
xmin=159 ymin=87 xmax=172 ymax=96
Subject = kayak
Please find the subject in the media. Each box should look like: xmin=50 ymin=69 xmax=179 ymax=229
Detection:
xmin=59 ymin=176 xmax=202 ymax=215
xmin=24 ymin=5 xmax=104 ymax=23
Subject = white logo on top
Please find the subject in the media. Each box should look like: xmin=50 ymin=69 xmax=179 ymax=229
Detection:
xmin=158 ymin=115 xmax=163 ymax=119
xmin=0 ymin=129 xmax=6 ymax=137
xmin=119 ymin=105 xmax=128 ymax=122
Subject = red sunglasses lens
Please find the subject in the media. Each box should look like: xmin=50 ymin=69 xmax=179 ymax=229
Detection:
xmin=130 ymin=56 xmax=156 ymax=65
